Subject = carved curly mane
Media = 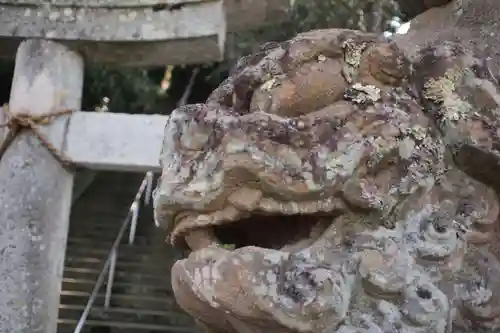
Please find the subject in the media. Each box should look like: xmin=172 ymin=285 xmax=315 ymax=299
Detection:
xmin=153 ymin=2 xmax=500 ymax=332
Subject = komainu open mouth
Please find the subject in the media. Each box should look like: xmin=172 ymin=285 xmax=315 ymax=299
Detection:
xmin=170 ymin=186 xmax=346 ymax=253
xmin=153 ymin=28 xmax=500 ymax=333
xmin=215 ymin=213 xmax=333 ymax=251
xmin=180 ymin=212 xmax=335 ymax=252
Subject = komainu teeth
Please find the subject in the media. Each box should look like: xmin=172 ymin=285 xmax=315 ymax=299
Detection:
xmin=171 ymin=206 xmax=243 ymax=246
xmin=227 ymin=188 xmax=263 ymax=211
xmin=258 ymin=197 xmax=346 ymax=214
xmin=185 ymin=228 xmax=219 ymax=251
xmin=177 ymin=206 xmax=241 ymax=231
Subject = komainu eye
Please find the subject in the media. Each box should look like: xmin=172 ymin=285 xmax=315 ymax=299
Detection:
xmin=416 ymin=209 xmax=460 ymax=262
xmin=401 ymin=280 xmax=449 ymax=329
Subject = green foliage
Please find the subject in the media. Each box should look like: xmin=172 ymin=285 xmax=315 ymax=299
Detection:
xmin=291 ymin=0 xmax=399 ymax=32
xmin=82 ymin=64 xmax=167 ymax=114
xmin=0 ymin=60 xmax=14 ymax=104
xmin=221 ymin=244 xmax=236 ymax=250
xmin=0 ymin=60 xmax=169 ymax=114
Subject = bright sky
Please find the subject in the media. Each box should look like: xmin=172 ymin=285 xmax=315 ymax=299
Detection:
xmin=396 ymin=21 xmax=411 ymax=34
xmin=384 ymin=19 xmax=411 ymax=38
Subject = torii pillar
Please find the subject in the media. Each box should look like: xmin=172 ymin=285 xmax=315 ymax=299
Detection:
xmin=0 ymin=39 xmax=82 ymax=333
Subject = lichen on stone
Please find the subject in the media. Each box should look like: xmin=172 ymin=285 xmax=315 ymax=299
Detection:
xmin=344 ymin=82 xmax=381 ymax=104
xmin=423 ymin=65 xmax=472 ymax=124
xmin=153 ymin=28 xmax=500 ymax=333
xmin=341 ymin=38 xmax=369 ymax=83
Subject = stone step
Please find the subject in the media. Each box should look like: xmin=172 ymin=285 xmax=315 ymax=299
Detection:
xmin=67 ymin=229 xmax=153 ymax=242
xmin=57 ymin=318 xmax=196 ymax=333
xmin=60 ymin=290 xmax=176 ymax=310
xmin=68 ymin=216 xmax=153 ymax=229
xmin=64 ymin=256 xmax=170 ymax=274
xmin=65 ymin=247 xmax=161 ymax=261
xmin=67 ymin=228 xmax=151 ymax=239
xmin=58 ymin=304 xmax=193 ymax=327
xmin=66 ymin=234 xmax=152 ymax=245
xmin=59 ymin=177 xmax=190 ymax=332
xmin=63 ymin=267 xmax=169 ymax=285
xmin=67 ymin=239 xmax=151 ymax=252
xmin=62 ymin=278 xmax=172 ymax=295
xmin=65 ymin=240 xmax=167 ymax=255
xmin=70 ymin=204 xmax=150 ymax=217
xmin=64 ymin=251 xmax=171 ymax=264
xmin=64 ymin=239 xmax=179 ymax=263
xmin=59 ymin=304 xmax=189 ymax=320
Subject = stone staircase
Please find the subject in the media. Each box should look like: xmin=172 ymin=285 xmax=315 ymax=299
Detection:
xmin=57 ymin=171 xmax=198 ymax=333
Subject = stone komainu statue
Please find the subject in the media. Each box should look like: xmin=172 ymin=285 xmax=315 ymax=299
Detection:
xmin=153 ymin=0 xmax=500 ymax=332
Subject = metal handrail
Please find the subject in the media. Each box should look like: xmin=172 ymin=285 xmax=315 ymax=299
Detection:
xmin=73 ymin=171 xmax=154 ymax=333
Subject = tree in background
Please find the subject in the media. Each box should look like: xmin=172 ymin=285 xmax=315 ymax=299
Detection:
xmin=0 ymin=0 xmax=401 ymax=113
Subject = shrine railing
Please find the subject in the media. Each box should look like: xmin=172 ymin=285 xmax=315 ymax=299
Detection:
xmin=73 ymin=171 xmax=154 ymax=333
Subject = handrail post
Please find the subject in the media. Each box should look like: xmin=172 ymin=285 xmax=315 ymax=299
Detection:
xmin=129 ymin=202 xmax=139 ymax=245
xmin=144 ymin=172 xmax=153 ymax=205
xmin=104 ymin=248 xmax=117 ymax=309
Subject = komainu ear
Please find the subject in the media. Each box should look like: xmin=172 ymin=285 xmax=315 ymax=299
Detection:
xmin=396 ymin=0 xmax=452 ymax=21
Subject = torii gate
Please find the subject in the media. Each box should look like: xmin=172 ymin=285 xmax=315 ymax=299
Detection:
xmin=0 ymin=0 xmax=291 ymax=332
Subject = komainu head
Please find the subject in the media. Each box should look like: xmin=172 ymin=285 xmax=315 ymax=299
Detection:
xmin=153 ymin=28 xmax=500 ymax=333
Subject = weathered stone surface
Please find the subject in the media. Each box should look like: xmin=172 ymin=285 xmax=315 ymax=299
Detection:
xmin=153 ymin=1 xmax=500 ymax=332
xmin=0 ymin=0 xmax=203 ymax=6
xmin=0 ymin=1 xmax=226 ymax=66
xmin=0 ymin=40 xmax=82 ymax=333
xmin=0 ymin=0 xmax=291 ymax=65
xmin=63 ymin=112 xmax=167 ymax=172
